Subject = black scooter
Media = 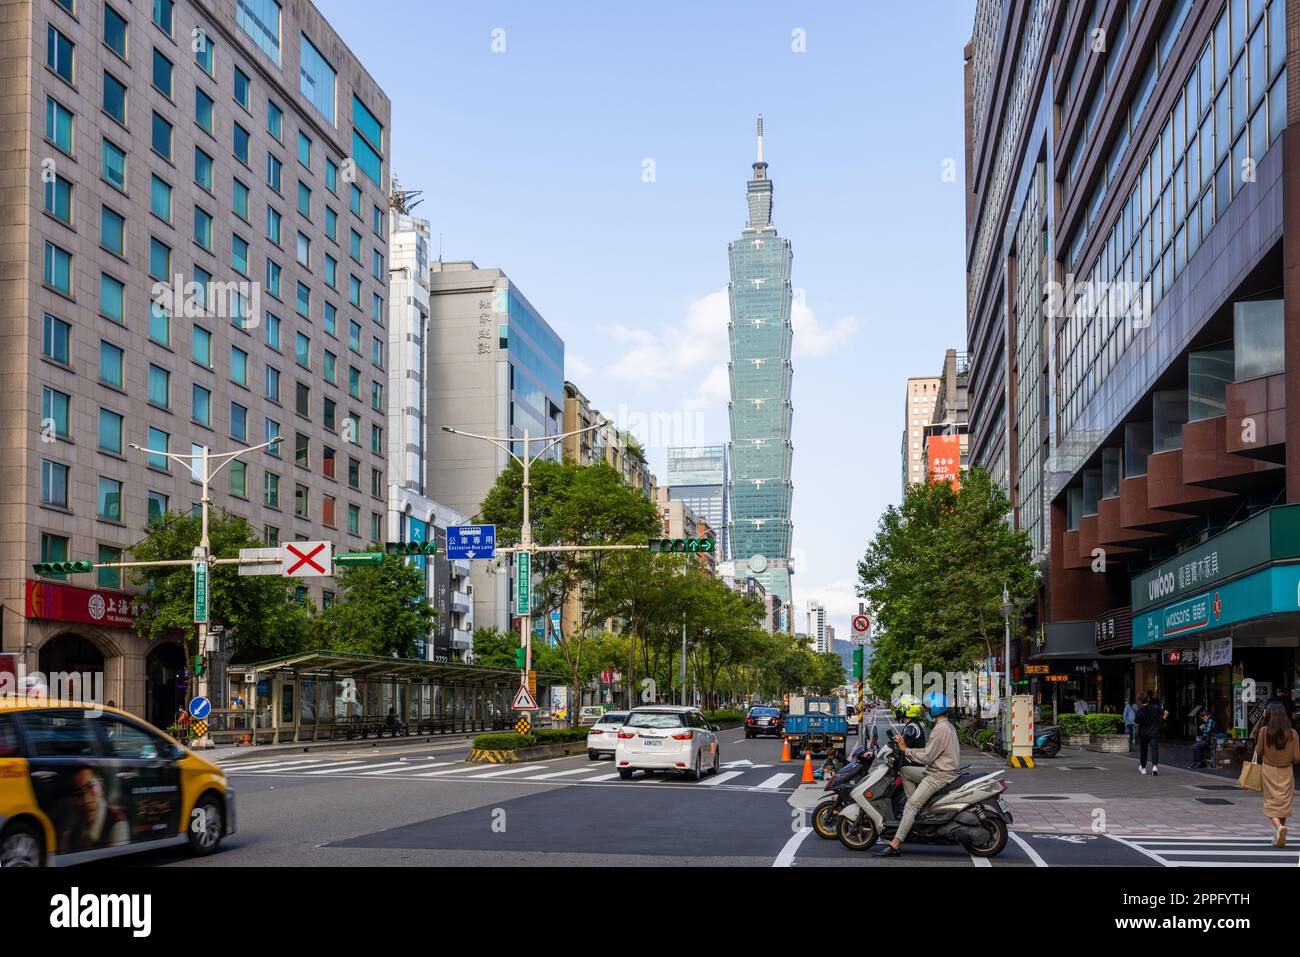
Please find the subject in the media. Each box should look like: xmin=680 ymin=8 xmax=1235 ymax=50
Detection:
xmin=811 ymin=745 xmax=875 ymax=839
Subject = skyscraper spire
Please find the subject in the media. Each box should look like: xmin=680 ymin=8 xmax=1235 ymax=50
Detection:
xmin=753 ymin=114 xmax=767 ymax=179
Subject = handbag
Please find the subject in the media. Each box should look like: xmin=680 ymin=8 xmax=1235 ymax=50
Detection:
xmin=1238 ymin=750 xmax=1264 ymax=792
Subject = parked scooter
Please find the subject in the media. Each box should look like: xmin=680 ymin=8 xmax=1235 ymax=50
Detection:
xmin=1033 ymin=725 xmax=1062 ymax=758
xmin=835 ymin=744 xmax=1013 ymax=857
xmin=811 ymin=744 xmax=875 ymax=839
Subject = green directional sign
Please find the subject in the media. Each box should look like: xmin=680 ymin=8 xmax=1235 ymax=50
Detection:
xmin=334 ymin=551 xmax=384 ymax=567
xmin=194 ymin=561 xmax=209 ymax=624
xmin=648 ymin=538 xmax=715 ymax=554
xmin=516 ymin=551 xmax=531 ymax=616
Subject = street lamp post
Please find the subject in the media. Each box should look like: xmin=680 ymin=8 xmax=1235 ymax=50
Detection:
xmin=128 ymin=436 xmax=282 ymax=747
xmin=441 ymin=421 xmax=607 ymax=710
xmin=1000 ymin=584 xmax=1015 ymax=746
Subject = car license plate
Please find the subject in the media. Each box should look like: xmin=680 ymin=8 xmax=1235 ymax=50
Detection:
xmin=758 ymin=718 xmax=770 ymax=725
xmin=643 ymin=739 xmax=662 ymax=747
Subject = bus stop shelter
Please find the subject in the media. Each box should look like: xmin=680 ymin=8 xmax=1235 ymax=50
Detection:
xmin=207 ymin=651 xmax=550 ymax=746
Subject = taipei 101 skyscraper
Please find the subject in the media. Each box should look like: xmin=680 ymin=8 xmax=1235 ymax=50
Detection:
xmin=726 ymin=116 xmax=794 ymax=612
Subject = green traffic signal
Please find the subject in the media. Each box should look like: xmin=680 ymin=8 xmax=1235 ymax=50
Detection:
xmin=384 ymin=541 xmax=438 ymax=556
xmin=32 ymin=560 xmax=94 ymax=575
xmin=648 ymin=538 xmax=715 ymax=554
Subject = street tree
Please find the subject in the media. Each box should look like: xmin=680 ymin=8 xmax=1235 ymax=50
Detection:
xmin=129 ymin=511 xmax=313 ymax=675
xmin=477 ymin=459 xmax=660 ymax=711
xmin=857 ymin=467 xmax=1036 ymax=704
xmin=317 ymin=553 xmax=436 ymax=658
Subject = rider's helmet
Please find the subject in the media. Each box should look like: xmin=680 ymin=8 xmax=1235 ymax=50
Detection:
xmin=922 ymin=690 xmax=951 ymax=717
xmin=894 ymin=694 xmax=923 ymax=720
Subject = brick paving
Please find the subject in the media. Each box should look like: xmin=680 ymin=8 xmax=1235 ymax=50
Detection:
xmin=990 ymin=744 xmax=1278 ymax=837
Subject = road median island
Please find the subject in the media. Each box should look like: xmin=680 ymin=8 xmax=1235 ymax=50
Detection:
xmin=467 ymin=729 xmax=590 ymax=763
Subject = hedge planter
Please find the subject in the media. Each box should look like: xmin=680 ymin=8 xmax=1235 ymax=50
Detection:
xmin=1063 ymin=734 xmax=1092 ymax=748
xmin=1086 ymin=734 xmax=1131 ymax=753
xmin=466 ymin=740 xmax=588 ymax=764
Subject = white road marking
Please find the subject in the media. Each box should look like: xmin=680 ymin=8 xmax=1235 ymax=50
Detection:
xmin=361 ymin=762 xmax=453 ymax=775
xmin=302 ymin=761 xmax=389 ymax=775
xmin=700 ymin=771 xmax=746 ymax=787
xmin=773 ymin=826 xmax=813 ymax=867
xmin=1104 ymin=833 xmax=1172 ymax=866
xmin=472 ymin=764 xmax=553 ymax=779
xmin=415 ymin=764 xmax=508 ymax=777
xmin=1008 ymin=831 xmax=1049 ymax=867
xmin=242 ymin=760 xmax=361 ymax=773
xmin=755 ymin=772 xmax=795 ymax=790
xmin=970 ymin=854 xmax=992 ymax=867
xmin=522 ymin=767 xmax=606 ymax=781
xmin=581 ymin=772 xmax=623 ymax=782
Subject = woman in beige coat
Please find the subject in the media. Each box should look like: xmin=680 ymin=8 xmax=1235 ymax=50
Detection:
xmin=1255 ymin=701 xmax=1300 ymax=847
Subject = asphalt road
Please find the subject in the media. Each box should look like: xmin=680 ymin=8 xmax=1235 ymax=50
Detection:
xmin=93 ymin=711 xmax=1292 ymax=867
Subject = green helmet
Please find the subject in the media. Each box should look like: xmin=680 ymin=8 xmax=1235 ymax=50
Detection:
xmin=894 ymin=694 xmax=923 ymax=720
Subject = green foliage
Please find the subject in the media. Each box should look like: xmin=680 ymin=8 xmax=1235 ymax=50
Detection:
xmin=1084 ymin=712 xmax=1124 ymax=735
xmin=1057 ymin=713 xmax=1087 ymax=735
xmin=531 ymin=728 xmax=589 ymax=744
xmin=975 ymin=728 xmax=996 ymax=748
xmin=701 ymin=709 xmax=746 ymax=725
xmin=472 ymin=733 xmax=534 ymax=750
xmin=859 ymin=468 xmax=1036 ymax=697
xmin=317 ymin=552 xmax=436 ymax=657
xmin=129 ymin=510 xmax=313 ymax=662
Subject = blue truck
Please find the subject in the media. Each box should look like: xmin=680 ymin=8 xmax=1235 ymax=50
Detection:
xmin=782 ymin=696 xmax=848 ymax=758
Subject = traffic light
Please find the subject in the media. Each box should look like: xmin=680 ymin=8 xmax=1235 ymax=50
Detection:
xmin=384 ymin=541 xmax=438 ymax=556
xmin=514 ymin=647 xmax=526 ymax=669
xmin=32 ymin=560 xmax=94 ymax=575
xmin=194 ymin=654 xmax=207 ymax=678
xmin=648 ymin=538 xmax=715 ymax=554
xmin=334 ymin=551 xmax=384 ymax=566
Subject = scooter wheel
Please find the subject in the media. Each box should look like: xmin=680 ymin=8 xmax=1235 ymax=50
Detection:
xmin=836 ymin=813 xmax=879 ymax=851
xmin=967 ymin=817 xmax=1009 ymax=858
xmin=1042 ymin=744 xmax=1060 ymax=759
xmin=812 ymin=800 xmax=840 ymax=840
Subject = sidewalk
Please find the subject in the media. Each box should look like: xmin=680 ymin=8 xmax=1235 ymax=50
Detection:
xmin=1001 ymin=744 xmax=1273 ymax=837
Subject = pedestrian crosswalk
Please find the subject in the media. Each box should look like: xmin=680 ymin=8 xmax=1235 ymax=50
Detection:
xmin=219 ymin=755 xmax=802 ymax=793
xmin=1106 ymin=833 xmax=1298 ymax=867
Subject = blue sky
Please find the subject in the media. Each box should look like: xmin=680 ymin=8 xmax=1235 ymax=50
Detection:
xmin=317 ymin=0 xmax=976 ymax=634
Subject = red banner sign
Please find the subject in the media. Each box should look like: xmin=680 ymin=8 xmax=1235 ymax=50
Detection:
xmin=928 ymin=433 xmax=962 ymax=490
xmin=25 ymin=580 xmax=145 ymax=628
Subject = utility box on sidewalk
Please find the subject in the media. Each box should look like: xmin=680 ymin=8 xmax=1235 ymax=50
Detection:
xmin=1010 ymin=694 xmax=1035 ymax=764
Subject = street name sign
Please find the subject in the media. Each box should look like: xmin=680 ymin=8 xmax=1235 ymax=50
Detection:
xmin=447 ymin=525 xmax=497 ymax=560
xmin=193 ymin=561 xmax=209 ymax=624
xmin=516 ymin=552 xmax=531 ymax=616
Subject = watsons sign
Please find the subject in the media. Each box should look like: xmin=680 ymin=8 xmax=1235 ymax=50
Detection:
xmin=1133 ymin=564 xmax=1300 ymax=647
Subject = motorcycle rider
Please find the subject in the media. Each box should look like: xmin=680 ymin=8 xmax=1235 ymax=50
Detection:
xmin=871 ymin=690 xmax=961 ymax=858
xmin=894 ymin=694 xmax=928 ymax=749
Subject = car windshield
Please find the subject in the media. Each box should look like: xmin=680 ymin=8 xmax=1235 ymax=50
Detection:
xmin=625 ymin=711 xmax=686 ymax=729
xmin=594 ymin=713 xmax=629 ymax=726
xmin=750 ymin=708 xmax=779 ymax=716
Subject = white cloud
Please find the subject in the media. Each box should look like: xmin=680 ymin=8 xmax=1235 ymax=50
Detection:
xmin=566 ymin=353 xmax=595 ymax=381
xmin=791 ymin=294 xmax=858 ymax=357
xmin=802 ymin=579 xmax=866 ymax=635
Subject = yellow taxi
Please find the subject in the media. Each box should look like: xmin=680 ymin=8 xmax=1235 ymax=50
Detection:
xmin=0 ymin=701 xmax=234 ymax=867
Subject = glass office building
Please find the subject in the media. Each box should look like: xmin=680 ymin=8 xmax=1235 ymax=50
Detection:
xmin=667 ymin=446 xmax=729 ymax=559
xmin=727 ymin=117 xmax=794 ymax=605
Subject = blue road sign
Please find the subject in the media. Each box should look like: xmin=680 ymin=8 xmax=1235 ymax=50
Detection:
xmin=188 ymin=696 xmax=212 ymax=720
xmin=448 ymin=524 xmax=497 ymax=560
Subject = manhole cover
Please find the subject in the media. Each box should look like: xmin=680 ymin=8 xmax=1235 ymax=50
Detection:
xmin=1064 ymin=766 xmax=1104 ymax=771
xmin=1195 ymin=784 xmax=1245 ymax=791
xmin=1019 ymin=795 xmax=1070 ymax=801
xmin=1195 ymin=797 xmax=1234 ymax=805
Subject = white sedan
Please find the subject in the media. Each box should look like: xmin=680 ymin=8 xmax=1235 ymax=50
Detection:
xmin=614 ymin=706 xmax=720 ymax=781
xmin=585 ymin=711 xmax=630 ymax=760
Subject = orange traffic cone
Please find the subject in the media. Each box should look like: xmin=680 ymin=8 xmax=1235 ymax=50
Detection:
xmin=781 ymin=738 xmax=791 ymax=762
xmin=801 ymin=749 xmax=815 ymax=783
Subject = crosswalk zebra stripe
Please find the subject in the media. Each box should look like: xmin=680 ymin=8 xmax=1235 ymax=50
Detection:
xmin=580 ymin=772 xmax=623 ymax=781
xmin=241 ymin=760 xmax=362 ymax=774
xmin=472 ymin=764 xmax=554 ymax=779
xmin=300 ymin=762 xmax=384 ymax=775
xmin=360 ymin=762 xmax=453 ymax=775
xmin=754 ymin=772 xmax=794 ymax=790
xmin=522 ymin=767 xmax=606 ymax=781
xmin=700 ymin=771 xmax=745 ymax=787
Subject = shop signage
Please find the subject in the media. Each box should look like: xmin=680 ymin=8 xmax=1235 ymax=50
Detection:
xmin=1044 ymin=675 xmax=1070 ymax=683
xmin=1024 ymin=665 xmax=1050 ymax=675
xmin=1131 ymin=504 xmax=1300 ymax=612
xmin=24 ymin=580 xmax=146 ymax=628
xmin=1161 ymin=649 xmax=1199 ymax=665
xmin=1134 ymin=564 xmax=1300 ymax=647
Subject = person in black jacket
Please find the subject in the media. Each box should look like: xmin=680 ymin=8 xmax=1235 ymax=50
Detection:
xmin=1136 ymin=691 xmax=1168 ymax=776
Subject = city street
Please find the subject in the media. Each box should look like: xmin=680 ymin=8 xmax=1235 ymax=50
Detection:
xmin=101 ymin=712 xmax=1288 ymax=869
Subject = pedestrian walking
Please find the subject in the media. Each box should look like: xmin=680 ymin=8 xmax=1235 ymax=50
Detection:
xmin=1135 ymin=691 xmax=1167 ymax=776
xmin=1123 ymin=697 xmax=1138 ymax=749
xmin=1253 ymin=701 xmax=1300 ymax=847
